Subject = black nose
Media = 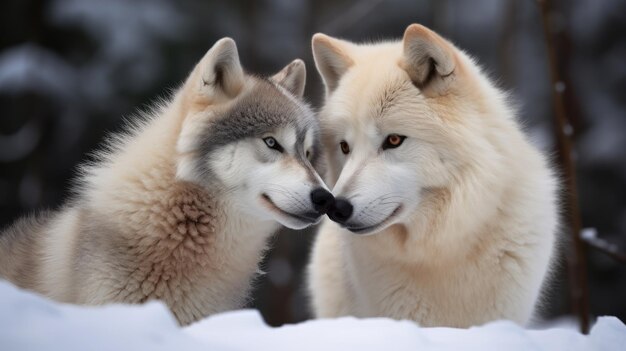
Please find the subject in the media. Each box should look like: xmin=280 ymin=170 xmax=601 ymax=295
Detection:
xmin=327 ymin=197 xmax=353 ymax=224
xmin=310 ymin=188 xmax=335 ymax=214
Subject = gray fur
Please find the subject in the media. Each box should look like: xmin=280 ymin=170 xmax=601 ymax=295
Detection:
xmin=198 ymin=79 xmax=322 ymax=180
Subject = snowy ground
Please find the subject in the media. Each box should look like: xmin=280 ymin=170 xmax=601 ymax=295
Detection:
xmin=1 ymin=281 xmax=624 ymax=351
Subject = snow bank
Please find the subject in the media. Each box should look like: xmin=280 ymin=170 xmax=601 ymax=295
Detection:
xmin=1 ymin=281 xmax=624 ymax=351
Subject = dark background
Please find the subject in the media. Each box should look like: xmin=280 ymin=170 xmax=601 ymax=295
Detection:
xmin=0 ymin=0 xmax=624 ymax=326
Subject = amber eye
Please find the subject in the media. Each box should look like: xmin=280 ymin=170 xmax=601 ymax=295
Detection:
xmin=306 ymin=150 xmax=312 ymax=160
xmin=340 ymin=141 xmax=350 ymax=155
xmin=382 ymin=134 xmax=406 ymax=150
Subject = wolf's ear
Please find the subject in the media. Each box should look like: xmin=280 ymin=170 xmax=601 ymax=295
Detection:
xmin=196 ymin=37 xmax=244 ymax=99
xmin=271 ymin=59 xmax=306 ymax=98
xmin=312 ymin=33 xmax=354 ymax=94
xmin=401 ymin=24 xmax=456 ymax=96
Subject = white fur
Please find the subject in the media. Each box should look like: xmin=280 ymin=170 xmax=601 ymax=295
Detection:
xmin=308 ymin=25 xmax=559 ymax=327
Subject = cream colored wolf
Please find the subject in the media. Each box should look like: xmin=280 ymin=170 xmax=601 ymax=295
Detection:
xmin=307 ymin=24 xmax=558 ymax=327
xmin=0 ymin=38 xmax=334 ymax=325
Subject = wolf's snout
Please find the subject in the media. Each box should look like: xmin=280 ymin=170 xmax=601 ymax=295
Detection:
xmin=310 ymin=188 xmax=335 ymax=214
xmin=327 ymin=198 xmax=353 ymax=223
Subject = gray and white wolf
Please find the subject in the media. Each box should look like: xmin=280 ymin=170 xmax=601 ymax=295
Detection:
xmin=307 ymin=24 xmax=558 ymax=327
xmin=0 ymin=38 xmax=333 ymax=325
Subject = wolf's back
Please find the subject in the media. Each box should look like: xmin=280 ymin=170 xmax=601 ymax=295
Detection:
xmin=0 ymin=211 xmax=52 ymax=290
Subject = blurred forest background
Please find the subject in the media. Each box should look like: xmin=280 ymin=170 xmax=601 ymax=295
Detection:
xmin=0 ymin=0 xmax=624 ymax=327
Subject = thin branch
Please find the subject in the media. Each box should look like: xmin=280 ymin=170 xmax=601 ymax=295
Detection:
xmin=581 ymin=229 xmax=626 ymax=263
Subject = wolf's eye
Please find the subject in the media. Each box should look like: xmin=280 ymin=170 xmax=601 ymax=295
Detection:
xmin=263 ymin=137 xmax=284 ymax=152
xmin=306 ymin=150 xmax=312 ymax=160
xmin=340 ymin=141 xmax=350 ymax=155
xmin=382 ymin=134 xmax=406 ymax=150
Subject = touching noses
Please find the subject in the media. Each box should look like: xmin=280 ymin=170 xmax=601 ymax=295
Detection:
xmin=309 ymin=189 xmax=355 ymax=224
xmin=310 ymin=188 xmax=335 ymax=214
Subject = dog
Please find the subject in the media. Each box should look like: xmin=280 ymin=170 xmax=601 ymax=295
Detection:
xmin=0 ymin=38 xmax=334 ymax=325
xmin=307 ymin=24 xmax=558 ymax=327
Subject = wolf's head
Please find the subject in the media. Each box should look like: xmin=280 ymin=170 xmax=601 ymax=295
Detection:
xmin=175 ymin=38 xmax=333 ymax=230
xmin=313 ymin=24 xmax=515 ymax=235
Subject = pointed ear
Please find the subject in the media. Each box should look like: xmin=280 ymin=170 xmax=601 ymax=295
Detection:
xmin=271 ymin=59 xmax=306 ymax=98
xmin=401 ymin=24 xmax=456 ymax=96
xmin=195 ymin=37 xmax=244 ymax=99
xmin=312 ymin=33 xmax=354 ymax=94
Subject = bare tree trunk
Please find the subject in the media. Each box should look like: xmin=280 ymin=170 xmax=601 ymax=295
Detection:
xmin=537 ymin=0 xmax=590 ymax=334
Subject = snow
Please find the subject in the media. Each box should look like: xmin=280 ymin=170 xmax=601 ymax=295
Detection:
xmin=1 ymin=281 xmax=624 ymax=350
